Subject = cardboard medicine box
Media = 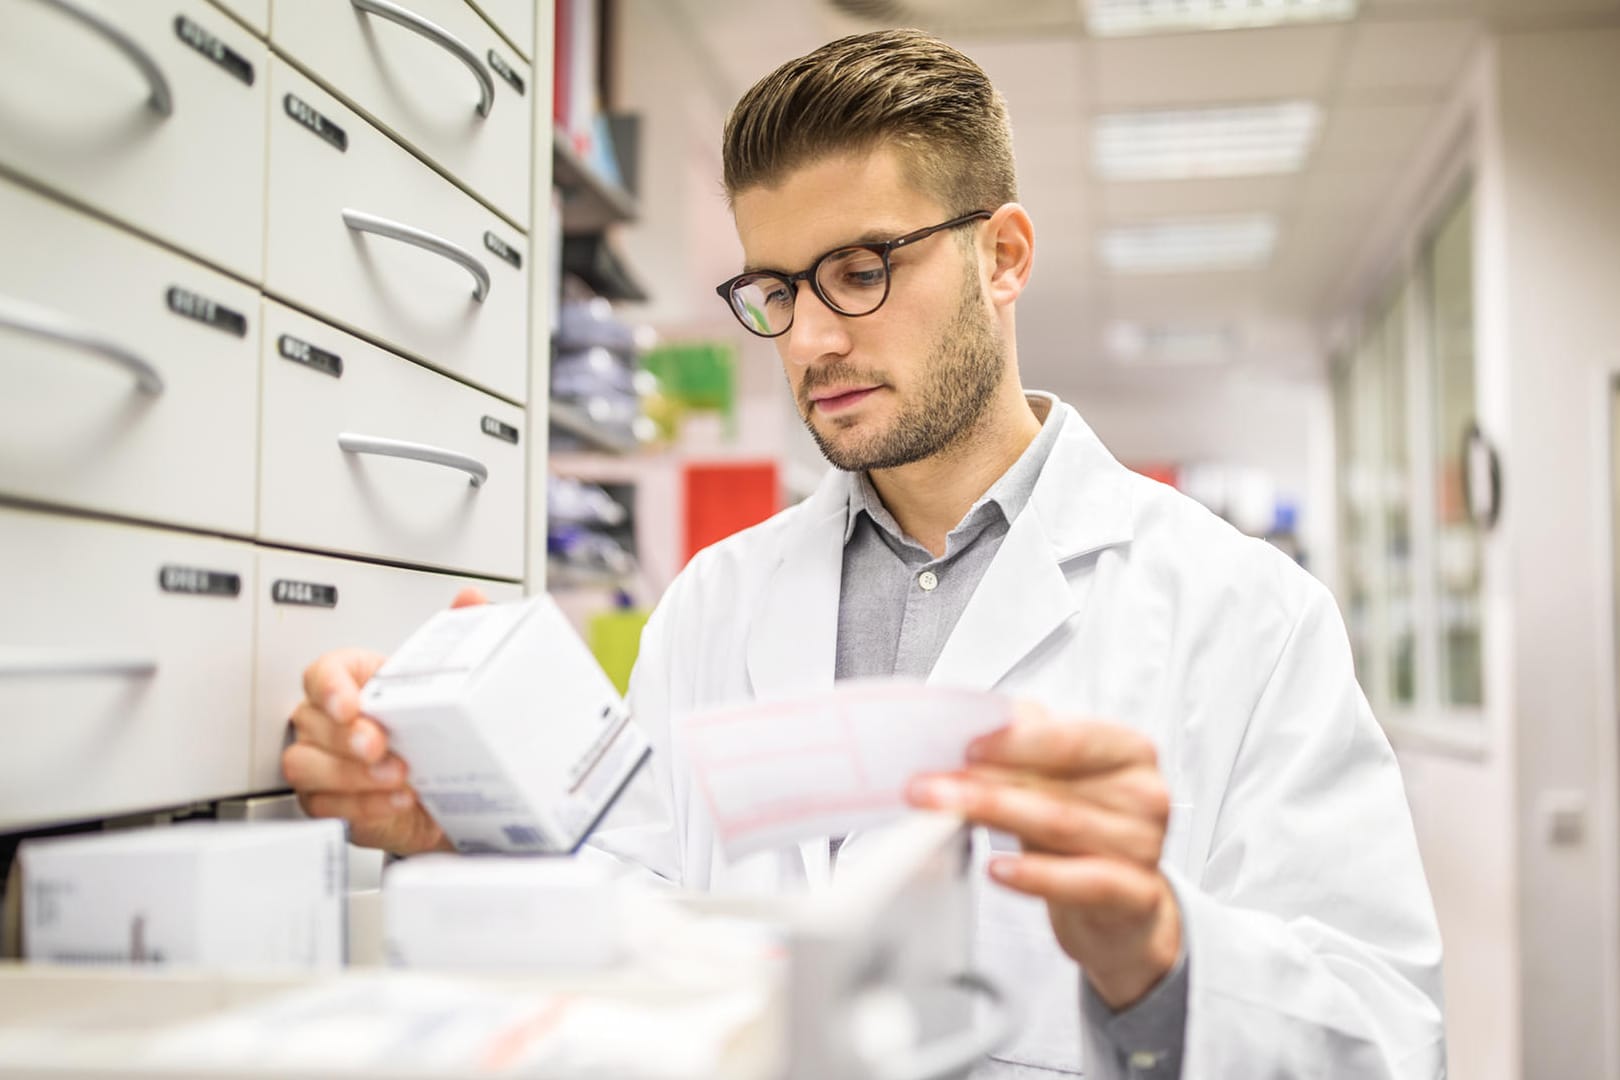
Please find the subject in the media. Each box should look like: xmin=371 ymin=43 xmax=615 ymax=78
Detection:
xmin=360 ymin=595 xmax=650 ymax=855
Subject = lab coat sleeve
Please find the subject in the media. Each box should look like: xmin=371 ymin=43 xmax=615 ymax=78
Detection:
xmin=1085 ymin=575 xmax=1446 ymax=1079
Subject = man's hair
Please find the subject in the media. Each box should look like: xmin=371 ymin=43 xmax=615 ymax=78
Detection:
xmin=721 ymin=28 xmax=1018 ymax=215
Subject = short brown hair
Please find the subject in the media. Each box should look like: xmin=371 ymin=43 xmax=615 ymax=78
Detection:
xmin=722 ymin=28 xmax=1018 ymax=214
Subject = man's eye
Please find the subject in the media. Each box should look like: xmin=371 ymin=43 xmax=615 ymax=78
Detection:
xmin=840 ymin=267 xmax=886 ymax=289
xmin=764 ymin=285 xmax=793 ymax=308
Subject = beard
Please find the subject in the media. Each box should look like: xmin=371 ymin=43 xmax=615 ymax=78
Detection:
xmin=796 ymin=270 xmax=1005 ymax=473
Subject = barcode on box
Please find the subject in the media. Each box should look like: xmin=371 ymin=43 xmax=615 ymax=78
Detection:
xmin=501 ymin=825 xmax=545 ymax=849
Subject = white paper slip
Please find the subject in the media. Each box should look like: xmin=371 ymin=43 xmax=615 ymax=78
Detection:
xmin=675 ymin=680 xmax=1013 ymax=860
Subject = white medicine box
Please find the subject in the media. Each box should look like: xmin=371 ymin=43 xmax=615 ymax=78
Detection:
xmin=21 ymin=820 xmax=346 ymax=969
xmin=360 ymin=595 xmax=650 ymax=855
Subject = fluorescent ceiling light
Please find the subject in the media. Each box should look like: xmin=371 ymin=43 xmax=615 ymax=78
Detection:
xmin=1107 ymin=321 xmax=1236 ymax=364
xmin=1087 ymin=0 xmax=1357 ymax=37
xmin=1100 ymin=216 xmax=1277 ymax=272
xmin=1095 ymin=102 xmax=1321 ymax=180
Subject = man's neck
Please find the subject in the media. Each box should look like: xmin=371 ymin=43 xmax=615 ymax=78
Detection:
xmin=867 ymin=389 xmax=1045 ymax=558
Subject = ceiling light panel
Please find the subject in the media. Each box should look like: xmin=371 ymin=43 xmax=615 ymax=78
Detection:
xmin=1086 ymin=0 xmax=1357 ymax=37
xmin=1095 ymin=102 xmax=1321 ymax=180
xmin=1100 ymin=216 xmax=1278 ymax=272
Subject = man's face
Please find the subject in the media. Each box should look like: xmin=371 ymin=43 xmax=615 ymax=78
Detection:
xmin=732 ymin=147 xmax=1006 ymax=472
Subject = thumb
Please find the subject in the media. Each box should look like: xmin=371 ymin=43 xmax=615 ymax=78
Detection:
xmin=450 ymin=586 xmax=489 ymax=609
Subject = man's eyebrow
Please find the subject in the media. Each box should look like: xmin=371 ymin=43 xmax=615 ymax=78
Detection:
xmin=739 ymin=226 xmax=906 ymax=276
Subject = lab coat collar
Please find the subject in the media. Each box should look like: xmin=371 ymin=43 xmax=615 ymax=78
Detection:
xmin=743 ymin=392 xmax=1136 ymax=702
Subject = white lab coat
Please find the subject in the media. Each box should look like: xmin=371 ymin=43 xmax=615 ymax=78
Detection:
xmin=593 ymin=396 xmax=1445 ymax=1078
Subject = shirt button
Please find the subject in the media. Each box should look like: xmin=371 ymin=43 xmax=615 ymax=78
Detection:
xmin=917 ymin=570 xmax=939 ymax=592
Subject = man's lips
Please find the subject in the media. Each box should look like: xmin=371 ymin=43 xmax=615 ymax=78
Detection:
xmin=810 ymin=386 xmax=881 ymax=413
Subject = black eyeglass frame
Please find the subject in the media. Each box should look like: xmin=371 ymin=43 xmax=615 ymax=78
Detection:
xmin=714 ymin=209 xmax=995 ymax=338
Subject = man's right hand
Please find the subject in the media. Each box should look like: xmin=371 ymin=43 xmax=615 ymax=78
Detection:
xmin=281 ymin=586 xmax=488 ymax=854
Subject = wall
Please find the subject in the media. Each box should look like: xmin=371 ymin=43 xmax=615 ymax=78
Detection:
xmin=1491 ymin=23 xmax=1620 ymax=1078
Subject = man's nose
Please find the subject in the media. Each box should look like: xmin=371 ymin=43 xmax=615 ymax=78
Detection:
xmin=782 ymin=280 xmax=851 ymax=366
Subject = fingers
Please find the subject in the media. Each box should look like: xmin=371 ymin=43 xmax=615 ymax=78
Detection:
xmin=967 ymin=706 xmax=1157 ymax=778
xmin=301 ymin=647 xmax=388 ymax=727
xmin=450 ymin=586 xmax=489 ymax=609
xmin=287 ymin=701 xmax=390 ymax=766
xmin=907 ymin=773 xmax=1165 ymax=864
xmin=297 ymin=788 xmax=419 ymax=827
xmin=281 ymin=742 xmax=409 ymax=795
xmin=987 ymin=852 xmax=1163 ymax=918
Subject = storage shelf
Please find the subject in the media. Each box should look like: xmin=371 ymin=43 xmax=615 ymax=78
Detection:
xmin=547 ymin=400 xmax=640 ymax=455
xmin=553 ymin=131 xmax=637 ymax=233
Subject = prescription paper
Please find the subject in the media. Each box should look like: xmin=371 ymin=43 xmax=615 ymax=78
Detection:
xmin=675 ymin=681 xmax=1012 ymax=860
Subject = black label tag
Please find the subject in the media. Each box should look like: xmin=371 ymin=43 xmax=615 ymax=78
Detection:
xmin=484 ymin=232 xmax=522 ymax=270
xmin=481 ymin=415 xmax=519 ymax=444
xmin=174 ymin=15 xmax=254 ymax=86
xmin=488 ymin=50 xmax=525 ymax=95
xmin=284 ymin=93 xmax=347 ymax=152
xmin=278 ymin=334 xmax=343 ymax=378
xmin=158 ymin=565 xmax=241 ymax=597
xmin=271 ymin=579 xmax=338 ymax=608
xmin=166 ymin=287 xmax=247 ymax=337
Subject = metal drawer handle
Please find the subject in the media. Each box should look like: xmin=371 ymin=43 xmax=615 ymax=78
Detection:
xmin=350 ymin=0 xmax=493 ymax=118
xmin=341 ymin=208 xmax=490 ymax=302
xmin=35 ymin=0 xmax=174 ymax=116
xmin=0 ymin=648 xmax=158 ymax=678
xmin=0 ymin=294 xmax=165 ymax=394
xmin=338 ymin=432 xmax=488 ymax=488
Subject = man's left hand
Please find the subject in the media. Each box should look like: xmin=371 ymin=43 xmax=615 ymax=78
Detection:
xmin=905 ymin=701 xmax=1181 ymax=1010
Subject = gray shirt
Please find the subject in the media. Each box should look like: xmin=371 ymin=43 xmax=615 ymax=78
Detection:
xmin=832 ymin=393 xmax=1187 ymax=1078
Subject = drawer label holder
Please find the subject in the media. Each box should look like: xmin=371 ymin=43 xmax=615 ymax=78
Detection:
xmin=285 ymin=93 xmax=347 ymax=153
xmin=278 ymin=334 xmax=343 ymax=379
xmin=159 ymin=565 xmax=241 ymax=598
xmin=174 ymin=15 xmax=255 ymax=87
xmin=271 ymin=579 xmax=339 ymax=609
xmin=488 ymin=50 xmax=525 ymax=95
xmin=481 ymin=415 xmax=519 ymax=444
xmin=484 ymin=232 xmax=522 ymax=270
xmin=166 ymin=287 xmax=247 ymax=337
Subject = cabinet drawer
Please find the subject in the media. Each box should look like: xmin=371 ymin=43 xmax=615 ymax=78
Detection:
xmin=0 ymin=0 xmax=268 ymax=281
xmin=0 ymin=508 xmax=254 ymax=831
xmin=271 ymin=0 xmax=533 ymax=228
xmin=264 ymin=58 xmax=530 ymax=405
xmin=251 ymin=549 xmax=522 ymax=789
xmin=469 ymin=0 xmax=533 ymax=60
xmin=210 ymin=0 xmax=269 ymax=37
xmin=0 ymin=178 xmax=259 ymax=537
xmin=258 ymin=299 xmax=526 ymax=580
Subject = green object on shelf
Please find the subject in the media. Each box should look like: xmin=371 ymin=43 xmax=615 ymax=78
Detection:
xmin=642 ymin=342 xmax=736 ymax=418
xmin=588 ymin=608 xmax=650 ymax=695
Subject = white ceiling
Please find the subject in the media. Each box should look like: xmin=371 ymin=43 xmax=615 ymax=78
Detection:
xmin=664 ymin=0 xmax=1619 ymax=396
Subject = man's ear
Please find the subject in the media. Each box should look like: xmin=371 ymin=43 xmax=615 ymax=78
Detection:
xmin=984 ymin=203 xmax=1034 ymax=309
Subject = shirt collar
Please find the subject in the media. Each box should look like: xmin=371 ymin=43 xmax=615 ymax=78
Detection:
xmin=842 ymin=392 xmax=1067 ymax=548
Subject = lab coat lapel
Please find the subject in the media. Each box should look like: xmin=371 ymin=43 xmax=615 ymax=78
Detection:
xmin=928 ymin=402 xmax=1136 ymax=693
xmin=744 ymin=467 xmax=847 ymax=702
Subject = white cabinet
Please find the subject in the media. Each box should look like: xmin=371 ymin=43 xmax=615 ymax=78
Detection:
xmin=250 ymin=548 xmax=521 ymax=790
xmin=264 ymin=58 xmax=530 ymax=405
xmin=258 ymin=299 xmax=526 ymax=580
xmin=0 ymin=176 xmax=260 ymax=537
xmin=210 ymin=0 xmax=270 ymax=37
xmin=0 ymin=0 xmax=269 ymax=281
xmin=0 ymin=508 xmax=255 ymax=831
xmin=469 ymin=0 xmax=535 ymax=60
xmin=271 ymin=0 xmax=534 ymax=228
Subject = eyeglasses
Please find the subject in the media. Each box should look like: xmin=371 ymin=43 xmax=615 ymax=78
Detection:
xmin=715 ymin=210 xmax=994 ymax=338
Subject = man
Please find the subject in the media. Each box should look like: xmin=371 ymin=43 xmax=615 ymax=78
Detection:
xmin=285 ymin=29 xmax=1445 ymax=1078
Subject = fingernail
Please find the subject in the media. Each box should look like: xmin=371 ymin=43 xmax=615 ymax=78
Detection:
xmin=369 ymin=761 xmax=402 ymax=784
xmin=966 ymin=737 xmax=991 ymax=762
xmin=350 ymin=729 xmax=374 ymax=759
xmin=389 ymin=790 xmax=414 ymax=810
xmin=325 ymin=693 xmax=346 ymax=721
xmin=989 ymin=858 xmax=1017 ymax=883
